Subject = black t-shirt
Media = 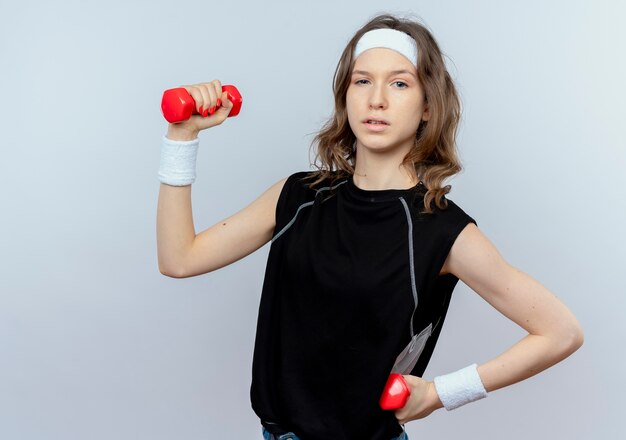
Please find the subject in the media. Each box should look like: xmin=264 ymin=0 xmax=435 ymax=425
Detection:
xmin=250 ymin=171 xmax=477 ymax=440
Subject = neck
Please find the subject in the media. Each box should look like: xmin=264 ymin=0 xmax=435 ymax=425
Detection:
xmin=352 ymin=142 xmax=419 ymax=190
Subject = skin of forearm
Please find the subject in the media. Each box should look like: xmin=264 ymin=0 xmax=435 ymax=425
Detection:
xmin=157 ymin=183 xmax=196 ymax=276
xmin=476 ymin=332 xmax=581 ymax=394
xmin=157 ymin=125 xmax=200 ymax=276
xmin=424 ymin=332 xmax=580 ymax=412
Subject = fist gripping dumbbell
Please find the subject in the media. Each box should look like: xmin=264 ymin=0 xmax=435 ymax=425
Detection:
xmin=161 ymin=85 xmax=243 ymax=123
xmin=380 ymin=321 xmax=434 ymax=410
xmin=379 ymin=373 xmax=410 ymax=410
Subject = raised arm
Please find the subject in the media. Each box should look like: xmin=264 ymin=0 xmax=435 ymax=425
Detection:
xmin=156 ymin=79 xmax=288 ymax=278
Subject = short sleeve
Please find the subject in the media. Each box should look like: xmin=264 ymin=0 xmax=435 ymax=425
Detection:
xmin=422 ymin=198 xmax=477 ymax=289
xmin=273 ymin=171 xmax=312 ymax=239
xmin=445 ymin=199 xmax=478 ymax=242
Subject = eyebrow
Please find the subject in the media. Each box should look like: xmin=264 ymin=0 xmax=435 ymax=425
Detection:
xmin=351 ymin=69 xmax=417 ymax=79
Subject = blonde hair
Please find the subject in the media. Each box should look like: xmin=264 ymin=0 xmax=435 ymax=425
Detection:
xmin=302 ymin=12 xmax=464 ymax=214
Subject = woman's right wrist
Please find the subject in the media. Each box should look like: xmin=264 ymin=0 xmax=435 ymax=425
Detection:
xmin=166 ymin=124 xmax=199 ymax=141
xmin=158 ymin=134 xmax=200 ymax=186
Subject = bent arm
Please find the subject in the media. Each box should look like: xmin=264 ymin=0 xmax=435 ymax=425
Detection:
xmin=156 ymin=127 xmax=288 ymax=278
xmin=157 ymin=175 xmax=287 ymax=278
xmin=157 ymin=176 xmax=287 ymax=278
xmin=443 ymin=223 xmax=585 ymax=395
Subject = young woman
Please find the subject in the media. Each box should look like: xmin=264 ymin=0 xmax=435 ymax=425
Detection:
xmin=156 ymin=13 xmax=584 ymax=440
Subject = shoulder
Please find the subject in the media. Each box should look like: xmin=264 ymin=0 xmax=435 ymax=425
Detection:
xmin=420 ymin=195 xmax=480 ymax=276
xmin=272 ymin=171 xmax=345 ymax=237
xmin=440 ymin=197 xmax=477 ymax=226
xmin=275 ymin=170 xmax=340 ymax=211
xmin=418 ymin=195 xmax=477 ymax=230
xmin=283 ymin=170 xmax=347 ymax=196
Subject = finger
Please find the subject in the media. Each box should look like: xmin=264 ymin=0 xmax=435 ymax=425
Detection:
xmin=214 ymin=79 xmax=222 ymax=107
xmin=205 ymin=80 xmax=219 ymax=115
xmin=198 ymin=83 xmax=215 ymax=117
xmin=182 ymin=85 xmax=205 ymax=116
xmin=218 ymin=89 xmax=233 ymax=112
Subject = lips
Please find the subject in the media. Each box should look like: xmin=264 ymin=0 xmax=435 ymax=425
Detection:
xmin=362 ymin=117 xmax=390 ymax=125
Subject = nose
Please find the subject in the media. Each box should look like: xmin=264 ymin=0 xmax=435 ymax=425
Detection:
xmin=368 ymin=84 xmax=387 ymax=109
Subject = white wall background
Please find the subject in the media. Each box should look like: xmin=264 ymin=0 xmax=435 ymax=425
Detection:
xmin=1 ymin=0 xmax=623 ymax=438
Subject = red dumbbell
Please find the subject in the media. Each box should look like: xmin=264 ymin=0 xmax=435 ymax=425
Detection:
xmin=161 ymin=84 xmax=243 ymax=123
xmin=379 ymin=373 xmax=410 ymax=410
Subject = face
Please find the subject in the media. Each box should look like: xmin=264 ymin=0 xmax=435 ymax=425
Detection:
xmin=346 ymin=47 xmax=429 ymax=154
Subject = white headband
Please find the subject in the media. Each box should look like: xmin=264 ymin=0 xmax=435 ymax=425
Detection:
xmin=354 ymin=28 xmax=418 ymax=66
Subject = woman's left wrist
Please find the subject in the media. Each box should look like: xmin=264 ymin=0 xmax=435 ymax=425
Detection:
xmin=427 ymin=380 xmax=444 ymax=411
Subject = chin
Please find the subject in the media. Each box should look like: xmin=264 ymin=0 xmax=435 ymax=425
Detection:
xmin=358 ymin=140 xmax=397 ymax=152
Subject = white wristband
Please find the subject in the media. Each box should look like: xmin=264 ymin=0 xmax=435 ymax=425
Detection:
xmin=433 ymin=363 xmax=488 ymax=411
xmin=158 ymin=135 xmax=200 ymax=186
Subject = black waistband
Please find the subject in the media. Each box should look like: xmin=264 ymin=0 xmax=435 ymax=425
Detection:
xmin=261 ymin=419 xmax=291 ymax=435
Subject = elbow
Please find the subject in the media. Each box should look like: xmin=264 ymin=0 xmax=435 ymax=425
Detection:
xmin=158 ymin=249 xmax=190 ymax=278
xmin=158 ymin=262 xmax=188 ymax=279
xmin=558 ymin=323 xmax=585 ymax=356
xmin=570 ymin=325 xmax=585 ymax=351
xmin=568 ymin=317 xmax=585 ymax=350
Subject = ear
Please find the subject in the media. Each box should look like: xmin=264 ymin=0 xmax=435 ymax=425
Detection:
xmin=421 ymin=100 xmax=430 ymax=122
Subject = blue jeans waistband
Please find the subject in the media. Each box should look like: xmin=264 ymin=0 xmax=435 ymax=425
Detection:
xmin=261 ymin=425 xmax=409 ymax=440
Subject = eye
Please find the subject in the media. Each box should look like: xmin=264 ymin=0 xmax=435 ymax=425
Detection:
xmin=353 ymin=79 xmax=409 ymax=88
